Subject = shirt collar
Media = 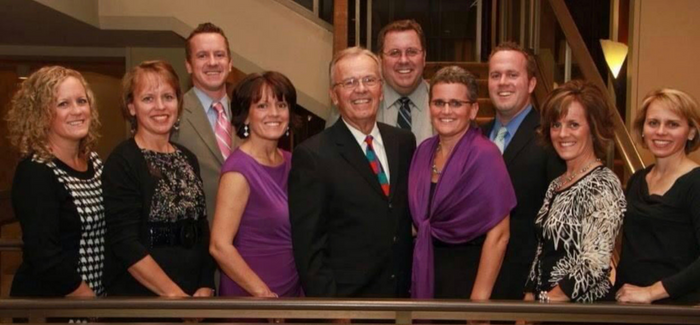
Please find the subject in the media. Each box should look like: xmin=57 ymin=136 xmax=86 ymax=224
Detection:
xmin=193 ymin=87 xmax=229 ymax=113
xmin=493 ymin=104 xmax=533 ymax=138
xmin=383 ymin=79 xmax=429 ymax=111
xmin=342 ymin=118 xmax=382 ymax=147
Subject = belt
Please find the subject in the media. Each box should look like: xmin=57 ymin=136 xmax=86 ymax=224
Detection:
xmin=148 ymin=219 xmax=204 ymax=249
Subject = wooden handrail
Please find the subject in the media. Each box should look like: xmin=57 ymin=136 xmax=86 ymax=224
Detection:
xmin=546 ymin=0 xmax=645 ymax=174
xmin=1 ymin=298 xmax=699 ymax=324
xmin=0 ymin=239 xmax=22 ymax=251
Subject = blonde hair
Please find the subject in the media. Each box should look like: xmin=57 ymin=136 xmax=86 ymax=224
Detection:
xmin=633 ymin=88 xmax=700 ymax=153
xmin=5 ymin=66 xmax=100 ymax=160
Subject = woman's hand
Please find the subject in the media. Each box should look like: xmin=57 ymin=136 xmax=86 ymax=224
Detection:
xmin=252 ymin=286 xmax=278 ymax=298
xmin=616 ymin=282 xmax=668 ymax=304
xmin=66 ymin=282 xmax=96 ymax=298
xmin=192 ymin=287 xmax=214 ymax=297
xmin=547 ymin=286 xmax=570 ymax=302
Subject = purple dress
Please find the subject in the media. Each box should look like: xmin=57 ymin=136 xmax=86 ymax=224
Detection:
xmin=218 ymin=149 xmax=303 ymax=297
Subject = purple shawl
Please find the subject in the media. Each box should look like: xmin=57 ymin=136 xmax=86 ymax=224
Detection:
xmin=409 ymin=127 xmax=516 ymax=298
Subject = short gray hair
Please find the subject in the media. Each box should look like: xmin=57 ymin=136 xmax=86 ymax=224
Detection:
xmin=329 ymin=46 xmax=382 ymax=86
xmin=429 ymin=66 xmax=478 ymax=102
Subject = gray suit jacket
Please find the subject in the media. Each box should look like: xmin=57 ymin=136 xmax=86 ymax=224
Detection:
xmin=171 ymin=88 xmax=239 ymax=224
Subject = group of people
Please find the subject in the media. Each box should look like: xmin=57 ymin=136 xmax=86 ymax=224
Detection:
xmin=5 ymin=19 xmax=700 ymax=308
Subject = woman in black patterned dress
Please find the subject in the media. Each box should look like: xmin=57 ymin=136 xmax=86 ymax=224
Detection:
xmin=102 ymin=60 xmax=215 ymax=297
xmin=524 ymin=80 xmax=626 ymax=303
xmin=6 ymin=66 xmax=105 ymax=298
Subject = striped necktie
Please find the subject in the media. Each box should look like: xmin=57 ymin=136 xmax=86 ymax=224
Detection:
xmin=397 ymin=97 xmax=412 ymax=130
xmin=212 ymin=102 xmax=232 ymax=159
xmin=494 ymin=126 xmax=508 ymax=154
xmin=364 ymin=135 xmax=390 ymax=196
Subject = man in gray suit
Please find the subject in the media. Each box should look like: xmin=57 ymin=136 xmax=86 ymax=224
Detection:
xmin=171 ymin=22 xmax=238 ymax=224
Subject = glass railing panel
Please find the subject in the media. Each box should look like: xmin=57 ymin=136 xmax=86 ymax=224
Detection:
xmin=532 ymin=0 xmax=644 ymax=174
xmin=289 ymin=0 xmax=334 ymax=25
xmin=370 ymin=0 xmax=479 ymax=61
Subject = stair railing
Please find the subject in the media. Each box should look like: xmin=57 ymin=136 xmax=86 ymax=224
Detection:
xmin=527 ymin=0 xmax=645 ymax=175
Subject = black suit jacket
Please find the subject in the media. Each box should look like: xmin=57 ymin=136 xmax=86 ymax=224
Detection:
xmin=482 ymin=108 xmax=565 ymax=299
xmin=289 ymin=120 xmax=416 ymax=298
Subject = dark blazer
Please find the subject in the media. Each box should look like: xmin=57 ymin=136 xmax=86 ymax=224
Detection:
xmin=289 ymin=120 xmax=416 ymax=298
xmin=482 ymin=108 xmax=565 ymax=300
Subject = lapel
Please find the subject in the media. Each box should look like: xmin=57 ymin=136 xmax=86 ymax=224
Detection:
xmin=182 ymin=89 xmax=225 ymax=164
xmin=331 ymin=120 xmax=387 ymax=199
xmin=481 ymin=119 xmax=496 ymax=137
xmin=502 ymin=108 xmax=539 ymax=166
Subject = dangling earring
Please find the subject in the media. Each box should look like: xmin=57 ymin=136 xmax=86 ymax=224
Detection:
xmin=285 ymin=125 xmax=290 ymax=137
xmin=172 ymin=118 xmax=180 ymax=131
xmin=243 ymin=124 xmax=250 ymax=138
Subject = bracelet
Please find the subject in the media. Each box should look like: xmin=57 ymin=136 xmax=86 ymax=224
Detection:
xmin=538 ymin=290 xmax=550 ymax=303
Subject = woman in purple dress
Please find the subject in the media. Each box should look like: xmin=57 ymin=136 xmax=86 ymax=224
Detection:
xmin=210 ymin=71 xmax=302 ymax=298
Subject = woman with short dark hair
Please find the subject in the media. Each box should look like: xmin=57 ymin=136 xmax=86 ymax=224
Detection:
xmin=409 ymin=66 xmax=514 ymax=299
xmin=524 ymin=80 xmax=625 ymax=303
xmin=210 ymin=71 xmax=303 ymax=298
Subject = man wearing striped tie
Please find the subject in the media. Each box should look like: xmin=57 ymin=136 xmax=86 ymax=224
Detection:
xmin=326 ymin=20 xmax=433 ymax=145
xmin=172 ymin=22 xmax=238 ymax=225
xmin=289 ymin=47 xmax=416 ymax=298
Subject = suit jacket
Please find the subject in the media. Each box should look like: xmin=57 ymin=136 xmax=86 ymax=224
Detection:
xmin=171 ymin=88 xmax=239 ymax=224
xmin=482 ymin=108 xmax=565 ymax=299
xmin=289 ymin=120 xmax=416 ymax=298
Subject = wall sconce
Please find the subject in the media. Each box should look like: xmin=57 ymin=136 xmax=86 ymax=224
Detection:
xmin=16 ymin=64 xmax=30 ymax=80
xmin=600 ymin=39 xmax=628 ymax=79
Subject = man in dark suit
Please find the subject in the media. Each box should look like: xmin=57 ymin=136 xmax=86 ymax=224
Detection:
xmin=171 ymin=22 xmax=239 ymax=225
xmin=483 ymin=42 xmax=565 ymax=300
xmin=289 ymin=47 xmax=416 ymax=298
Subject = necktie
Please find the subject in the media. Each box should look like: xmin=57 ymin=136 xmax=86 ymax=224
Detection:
xmin=364 ymin=135 xmax=390 ymax=196
xmin=212 ymin=102 xmax=232 ymax=159
xmin=397 ymin=97 xmax=412 ymax=130
xmin=494 ymin=126 xmax=508 ymax=154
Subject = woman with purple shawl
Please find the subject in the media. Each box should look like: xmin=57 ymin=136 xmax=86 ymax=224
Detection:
xmin=409 ymin=66 xmax=516 ymax=299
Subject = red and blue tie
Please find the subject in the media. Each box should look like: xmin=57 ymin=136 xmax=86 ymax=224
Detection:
xmin=364 ymin=135 xmax=390 ymax=196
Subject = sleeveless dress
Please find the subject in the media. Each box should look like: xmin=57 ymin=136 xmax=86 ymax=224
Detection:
xmin=218 ymin=149 xmax=303 ymax=297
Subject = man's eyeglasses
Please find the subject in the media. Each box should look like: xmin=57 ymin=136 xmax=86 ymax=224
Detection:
xmin=333 ymin=76 xmax=382 ymax=90
xmin=383 ymin=48 xmax=423 ymax=59
xmin=430 ymin=99 xmax=476 ymax=109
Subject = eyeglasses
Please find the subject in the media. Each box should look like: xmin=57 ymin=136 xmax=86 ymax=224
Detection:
xmin=333 ymin=76 xmax=382 ymax=90
xmin=383 ymin=48 xmax=423 ymax=59
xmin=430 ymin=99 xmax=476 ymax=109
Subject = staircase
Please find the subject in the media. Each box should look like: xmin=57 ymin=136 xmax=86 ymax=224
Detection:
xmin=33 ymin=0 xmax=334 ymax=119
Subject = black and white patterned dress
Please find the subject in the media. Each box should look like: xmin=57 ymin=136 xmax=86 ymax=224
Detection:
xmin=10 ymin=152 xmax=105 ymax=297
xmin=44 ymin=152 xmax=106 ymax=295
xmin=525 ymin=166 xmax=626 ymax=302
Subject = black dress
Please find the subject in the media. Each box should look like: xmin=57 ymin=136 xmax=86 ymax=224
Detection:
xmin=616 ymin=166 xmax=700 ymax=304
xmin=102 ymin=139 xmax=215 ymax=296
xmin=10 ymin=153 xmax=105 ymax=297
